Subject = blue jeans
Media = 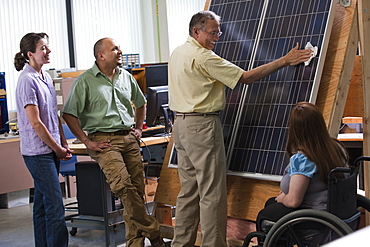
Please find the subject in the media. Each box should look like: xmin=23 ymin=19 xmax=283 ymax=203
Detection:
xmin=23 ymin=152 xmax=68 ymax=247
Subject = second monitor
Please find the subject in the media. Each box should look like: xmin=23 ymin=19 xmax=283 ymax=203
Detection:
xmin=145 ymin=64 xmax=168 ymax=90
xmin=146 ymin=85 xmax=173 ymax=136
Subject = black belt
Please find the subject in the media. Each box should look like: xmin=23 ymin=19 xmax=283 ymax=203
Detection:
xmin=92 ymin=129 xmax=131 ymax=135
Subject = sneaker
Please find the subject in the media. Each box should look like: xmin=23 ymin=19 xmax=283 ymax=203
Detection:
xmin=149 ymin=236 xmax=165 ymax=247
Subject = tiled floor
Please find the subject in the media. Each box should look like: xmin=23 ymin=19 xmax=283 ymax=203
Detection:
xmin=0 ymin=198 xmax=166 ymax=247
xmin=0 ymin=197 xmax=257 ymax=247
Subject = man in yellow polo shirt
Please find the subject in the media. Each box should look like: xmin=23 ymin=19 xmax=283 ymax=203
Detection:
xmin=168 ymin=11 xmax=312 ymax=247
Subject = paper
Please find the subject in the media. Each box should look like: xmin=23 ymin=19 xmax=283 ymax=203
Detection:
xmin=304 ymin=42 xmax=318 ymax=66
xmin=54 ymin=82 xmax=61 ymax=91
xmin=57 ymin=95 xmax=63 ymax=105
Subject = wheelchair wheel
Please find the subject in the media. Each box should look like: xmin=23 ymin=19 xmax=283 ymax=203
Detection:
xmin=263 ymin=209 xmax=353 ymax=247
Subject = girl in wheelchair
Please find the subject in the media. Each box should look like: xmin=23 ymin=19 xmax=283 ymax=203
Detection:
xmin=256 ymin=101 xmax=349 ymax=233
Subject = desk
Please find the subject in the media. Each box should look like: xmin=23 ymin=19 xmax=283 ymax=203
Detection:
xmin=0 ymin=138 xmax=33 ymax=194
xmin=338 ymin=133 xmax=363 ymax=149
xmin=68 ymin=135 xmax=170 ymax=155
xmin=67 ymin=134 xmax=170 ymax=196
xmin=0 ymin=137 xmax=64 ymax=195
xmin=0 ymin=133 xmax=169 ymax=196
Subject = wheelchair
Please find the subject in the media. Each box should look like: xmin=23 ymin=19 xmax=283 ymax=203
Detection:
xmin=242 ymin=156 xmax=370 ymax=247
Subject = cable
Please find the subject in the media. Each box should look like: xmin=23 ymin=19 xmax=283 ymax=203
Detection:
xmin=141 ymin=138 xmax=161 ymax=215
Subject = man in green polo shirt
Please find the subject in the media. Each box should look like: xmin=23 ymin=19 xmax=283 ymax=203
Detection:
xmin=62 ymin=37 xmax=164 ymax=247
xmin=168 ymin=11 xmax=312 ymax=247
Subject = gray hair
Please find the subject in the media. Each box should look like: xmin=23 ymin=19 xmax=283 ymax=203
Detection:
xmin=189 ymin=10 xmax=221 ymax=36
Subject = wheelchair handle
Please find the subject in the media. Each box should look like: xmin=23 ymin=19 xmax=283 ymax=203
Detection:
xmin=354 ymin=156 xmax=370 ymax=168
xmin=328 ymin=167 xmax=352 ymax=181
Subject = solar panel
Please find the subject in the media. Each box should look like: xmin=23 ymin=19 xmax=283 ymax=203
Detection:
xmin=209 ymin=0 xmax=335 ymax=176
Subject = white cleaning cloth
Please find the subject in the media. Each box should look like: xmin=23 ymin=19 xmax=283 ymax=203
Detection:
xmin=304 ymin=42 xmax=318 ymax=66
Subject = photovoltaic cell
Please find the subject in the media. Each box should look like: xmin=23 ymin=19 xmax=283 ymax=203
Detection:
xmin=209 ymin=0 xmax=334 ymax=176
xmin=212 ymin=0 xmax=265 ymax=154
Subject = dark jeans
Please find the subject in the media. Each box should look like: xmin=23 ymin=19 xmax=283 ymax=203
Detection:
xmin=23 ymin=152 xmax=68 ymax=247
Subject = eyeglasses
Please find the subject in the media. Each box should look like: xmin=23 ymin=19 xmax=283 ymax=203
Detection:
xmin=200 ymin=29 xmax=223 ymax=37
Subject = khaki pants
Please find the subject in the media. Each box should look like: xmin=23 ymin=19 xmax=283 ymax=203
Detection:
xmin=172 ymin=115 xmax=228 ymax=247
xmin=87 ymin=131 xmax=160 ymax=247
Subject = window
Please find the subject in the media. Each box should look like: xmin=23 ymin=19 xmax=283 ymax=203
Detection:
xmin=72 ymin=0 xmax=144 ymax=70
xmin=0 ymin=0 xmax=205 ymax=112
xmin=166 ymin=0 xmax=205 ymax=53
xmin=0 ymin=0 xmax=70 ymax=111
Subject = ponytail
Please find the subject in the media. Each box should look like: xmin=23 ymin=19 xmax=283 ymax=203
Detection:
xmin=14 ymin=51 xmax=27 ymax=71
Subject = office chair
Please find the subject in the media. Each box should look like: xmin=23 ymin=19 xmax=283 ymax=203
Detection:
xmin=59 ymin=124 xmax=78 ymax=200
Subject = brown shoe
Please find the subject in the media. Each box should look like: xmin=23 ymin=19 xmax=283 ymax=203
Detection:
xmin=149 ymin=236 xmax=165 ymax=247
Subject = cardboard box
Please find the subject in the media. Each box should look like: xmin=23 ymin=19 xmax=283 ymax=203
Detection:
xmin=60 ymin=70 xmax=85 ymax=78
xmin=341 ymin=117 xmax=363 ymax=133
xmin=156 ymin=205 xmax=173 ymax=225
xmin=0 ymin=189 xmax=30 ymax=208
xmin=144 ymin=178 xmax=158 ymax=203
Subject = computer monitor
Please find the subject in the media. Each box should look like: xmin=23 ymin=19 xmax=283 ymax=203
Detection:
xmin=145 ymin=64 xmax=168 ymax=90
xmin=146 ymin=85 xmax=173 ymax=135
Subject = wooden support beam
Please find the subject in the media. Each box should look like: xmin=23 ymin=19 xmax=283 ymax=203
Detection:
xmin=316 ymin=1 xmax=358 ymax=137
xmin=204 ymin=0 xmax=211 ymax=10
xmin=343 ymin=56 xmax=363 ymax=117
xmin=358 ymin=0 xmax=370 ymax=224
xmin=154 ymin=137 xmax=181 ymax=206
